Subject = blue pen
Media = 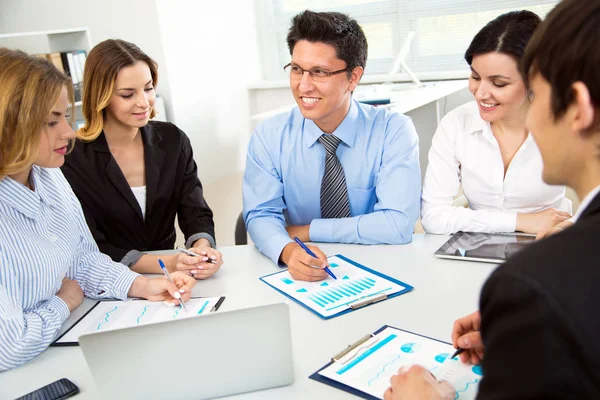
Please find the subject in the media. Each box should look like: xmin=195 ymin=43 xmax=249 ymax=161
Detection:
xmin=293 ymin=237 xmax=337 ymax=280
xmin=158 ymin=259 xmax=188 ymax=312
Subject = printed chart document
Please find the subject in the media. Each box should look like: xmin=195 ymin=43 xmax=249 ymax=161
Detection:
xmin=53 ymin=297 xmax=224 ymax=345
xmin=260 ymin=255 xmax=413 ymax=319
xmin=311 ymin=326 xmax=482 ymax=399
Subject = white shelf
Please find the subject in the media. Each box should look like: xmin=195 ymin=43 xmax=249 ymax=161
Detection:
xmin=0 ymin=27 xmax=92 ymax=55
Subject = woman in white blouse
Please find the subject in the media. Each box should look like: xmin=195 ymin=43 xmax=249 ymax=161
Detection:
xmin=0 ymin=49 xmax=195 ymax=371
xmin=421 ymin=10 xmax=572 ymax=235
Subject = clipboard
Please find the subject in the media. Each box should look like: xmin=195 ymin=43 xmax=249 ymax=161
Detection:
xmin=309 ymin=325 xmax=482 ymax=399
xmin=260 ymin=254 xmax=413 ymax=319
xmin=51 ymin=296 xmax=225 ymax=346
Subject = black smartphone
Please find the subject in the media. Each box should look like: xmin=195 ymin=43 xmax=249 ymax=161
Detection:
xmin=15 ymin=378 xmax=79 ymax=400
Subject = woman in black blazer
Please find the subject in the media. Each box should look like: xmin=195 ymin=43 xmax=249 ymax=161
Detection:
xmin=62 ymin=39 xmax=222 ymax=278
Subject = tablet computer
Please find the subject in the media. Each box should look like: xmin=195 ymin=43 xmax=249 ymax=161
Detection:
xmin=434 ymin=232 xmax=536 ymax=263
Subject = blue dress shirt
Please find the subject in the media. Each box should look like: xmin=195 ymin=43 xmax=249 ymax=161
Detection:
xmin=0 ymin=166 xmax=140 ymax=371
xmin=243 ymin=99 xmax=421 ymax=264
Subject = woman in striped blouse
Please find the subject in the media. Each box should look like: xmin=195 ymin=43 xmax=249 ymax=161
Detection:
xmin=0 ymin=48 xmax=196 ymax=371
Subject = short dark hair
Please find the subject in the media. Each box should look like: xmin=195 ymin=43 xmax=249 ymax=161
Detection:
xmin=521 ymin=0 xmax=600 ymax=120
xmin=465 ymin=10 xmax=541 ymax=66
xmin=286 ymin=10 xmax=368 ymax=75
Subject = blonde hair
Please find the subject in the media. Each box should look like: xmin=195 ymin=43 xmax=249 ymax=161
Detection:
xmin=78 ymin=39 xmax=158 ymax=142
xmin=0 ymin=48 xmax=74 ymax=179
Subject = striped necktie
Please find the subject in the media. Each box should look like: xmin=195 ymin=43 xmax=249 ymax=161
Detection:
xmin=318 ymin=134 xmax=351 ymax=219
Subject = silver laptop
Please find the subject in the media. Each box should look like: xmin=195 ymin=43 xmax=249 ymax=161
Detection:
xmin=79 ymin=303 xmax=294 ymax=400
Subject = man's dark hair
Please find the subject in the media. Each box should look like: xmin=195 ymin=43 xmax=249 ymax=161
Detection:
xmin=465 ymin=10 xmax=541 ymax=66
xmin=286 ymin=10 xmax=368 ymax=76
xmin=521 ymin=0 xmax=600 ymax=121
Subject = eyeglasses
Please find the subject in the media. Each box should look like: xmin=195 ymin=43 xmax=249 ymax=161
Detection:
xmin=283 ymin=63 xmax=349 ymax=82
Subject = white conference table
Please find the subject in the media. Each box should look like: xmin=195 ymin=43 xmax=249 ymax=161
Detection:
xmin=1 ymin=234 xmax=498 ymax=399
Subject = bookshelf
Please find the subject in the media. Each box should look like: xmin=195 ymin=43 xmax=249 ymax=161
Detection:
xmin=0 ymin=28 xmax=92 ymax=117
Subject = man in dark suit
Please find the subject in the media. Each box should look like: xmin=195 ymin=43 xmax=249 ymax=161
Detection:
xmin=384 ymin=0 xmax=600 ymax=398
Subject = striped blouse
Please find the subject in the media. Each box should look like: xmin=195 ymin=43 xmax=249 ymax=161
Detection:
xmin=0 ymin=166 xmax=140 ymax=371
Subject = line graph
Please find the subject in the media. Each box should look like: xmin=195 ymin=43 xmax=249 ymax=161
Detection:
xmin=97 ymin=306 xmax=118 ymax=330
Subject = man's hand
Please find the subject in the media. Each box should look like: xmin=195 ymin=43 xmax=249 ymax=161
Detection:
xmin=56 ymin=278 xmax=84 ymax=312
xmin=383 ymin=365 xmax=455 ymax=400
xmin=451 ymin=311 xmax=484 ymax=365
xmin=280 ymin=243 xmax=328 ymax=282
xmin=285 ymin=225 xmax=310 ymax=242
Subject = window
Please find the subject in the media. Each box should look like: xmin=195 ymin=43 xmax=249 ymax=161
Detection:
xmin=254 ymin=0 xmax=558 ymax=81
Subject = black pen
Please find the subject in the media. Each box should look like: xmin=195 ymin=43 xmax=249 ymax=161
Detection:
xmin=450 ymin=347 xmax=465 ymax=359
xmin=210 ymin=297 xmax=225 ymax=312
xmin=176 ymin=246 xmax=218 ymax=264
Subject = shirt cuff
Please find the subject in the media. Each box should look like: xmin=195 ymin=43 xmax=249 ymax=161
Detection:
xmin=309 ymin=219 xmax=334 ymax=243
xmin=48 ymin=295 xmax=71 ymax=322
xmin=489 ymin=211 xmax=517 ymax=233
xmin=121 ymin=250 xmax=143 ymax=268
xmin=111 ymin=269 xmax=141 ymax=300
xmin=186 ymin=232 xmax=217 ymax=249
xmin=262 ymin=235 xmax=294 ymax=267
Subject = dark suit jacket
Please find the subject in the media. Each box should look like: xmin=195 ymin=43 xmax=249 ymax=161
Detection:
xmin=61 ymin=121 xmax=215 ymax=262
xmin=477 ymin=192 xmax=600 ymax=398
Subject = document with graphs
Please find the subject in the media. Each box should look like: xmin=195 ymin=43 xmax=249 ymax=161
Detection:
xmin=260 ymin=254 xmax=413 ymax=319
xmin=53 ymin=297 xmax=224 ymax=345
xmin=311 ymin=326 xmax=482 ymax=399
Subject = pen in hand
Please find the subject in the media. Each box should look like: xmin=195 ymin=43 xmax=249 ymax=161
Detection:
xmin=158 ymin=259 xmax=189 ymax=312
xmin=176 ymin=246 xmax=218 ymax=264
xmin=450 ymin=347 xmax=464 ymax=360
xmin=293 ymin=237 xmax=337 ymax=280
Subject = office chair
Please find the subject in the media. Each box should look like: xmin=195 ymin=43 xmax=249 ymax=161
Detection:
xmin=235 ymin=211 xmax=247 ymax=245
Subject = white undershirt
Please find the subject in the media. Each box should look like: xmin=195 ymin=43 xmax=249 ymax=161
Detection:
xmin=130 ymin=185 xmax=147 ymax=218
xmin=421 ymin=101 xmax=571 ymax=234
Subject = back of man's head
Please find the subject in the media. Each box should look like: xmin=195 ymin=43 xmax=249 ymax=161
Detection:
xmin=521 ymin=0 xmax=600 ymax=122
xmin=286 ymin=10 xmax=368 ymax=75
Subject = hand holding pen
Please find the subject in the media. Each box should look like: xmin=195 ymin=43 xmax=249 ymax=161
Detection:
xmin=451 ymin=310 xmax=484 ymax=365
xmin=173 ymin=246 xmax=223 ymax=279
xmin=279 ymin=238 xmax=333 ymax=282
xmin=157 ymin=259 xmax=194 ymax=311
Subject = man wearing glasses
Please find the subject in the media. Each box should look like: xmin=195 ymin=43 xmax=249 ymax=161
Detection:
xmin=243 ymin=10 xmax=421 ymax=281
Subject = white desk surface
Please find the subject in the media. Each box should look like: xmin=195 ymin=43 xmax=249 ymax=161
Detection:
xmin=1 ymin=233 xmax=498 ymax=400
xmin=250 ymin=80 xmax=468 ymax=122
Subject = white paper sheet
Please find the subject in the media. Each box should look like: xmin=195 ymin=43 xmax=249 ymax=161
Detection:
xmin=55 ymin=297 xmax=223 ymax=344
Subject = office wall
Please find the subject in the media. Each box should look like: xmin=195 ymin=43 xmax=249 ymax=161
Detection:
xmin=0 ymin=0 xmax=173 ymax=122
xmin=155 ymin=0 xmax=261 ymax=183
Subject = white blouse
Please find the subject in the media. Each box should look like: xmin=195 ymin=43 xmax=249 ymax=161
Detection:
xmin=130 ymin=185 xmax=147 ymax=218
xmin=421 ymin=101 xmax=571 ymax=234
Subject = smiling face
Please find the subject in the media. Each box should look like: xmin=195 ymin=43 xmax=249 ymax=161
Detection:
xmin=35 ymin=86 xmax=75 ymax=169
xmin=468 ymin=52 xmax=529 ymax=123
xmin=289 ymin=40 xmax=362 ymax=133
xmin=105 ymin=61 xmax=156 ymax=130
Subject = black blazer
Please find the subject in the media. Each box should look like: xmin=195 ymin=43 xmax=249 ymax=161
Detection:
xmin=477 ymin=192 xmax=600 ymax=398
xmin=61 ymin=121 xmax=215 ymax=262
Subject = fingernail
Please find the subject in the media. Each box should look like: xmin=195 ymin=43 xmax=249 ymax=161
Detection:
xmin=210 ymin=255 xmax=217 ymax=260
xmin=459 ymin=337 xmax=470 ymax=347
xmin=179 ymin=289 xmax=185 ymax=293
xmin=173 ymin=291 xmax=181 ymax=299
xmin=191 ymin=270 xmax=197 ymax=275
xmin=202 ymin=257 xmax=209 ymax=261
xmin=197 ymin=265 xmax=204 ymax=270
xmin=201 ymin=251 xmax=207 ymax=255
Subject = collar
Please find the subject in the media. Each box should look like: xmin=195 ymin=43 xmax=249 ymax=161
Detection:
xmin=0 ymin=166 xmax=59 ymax=219
xmin=572 ymin=184 xmax=600 ymax=223
xmin=468 ymin=111 xmax=534 ymax=146
xmin=91 ymin=123 xmax=161 ymax=153
xmin=305 ymin=98 xmax=360 ymax=148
